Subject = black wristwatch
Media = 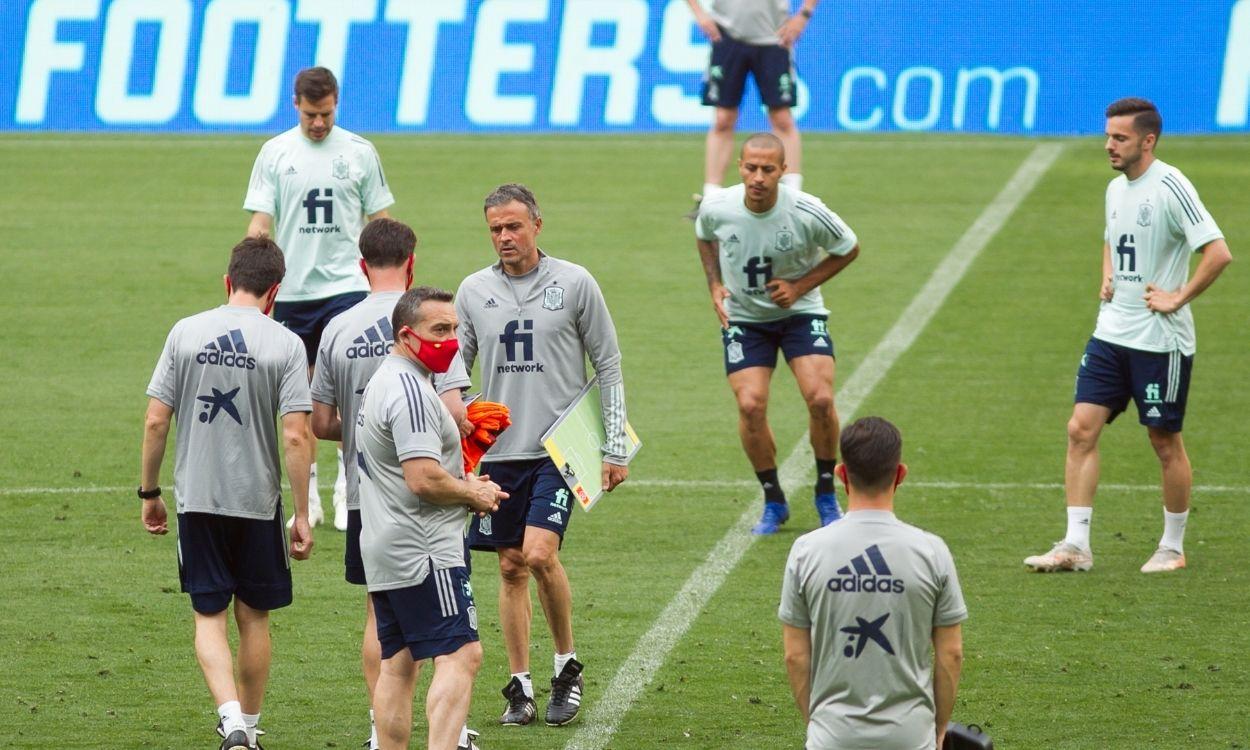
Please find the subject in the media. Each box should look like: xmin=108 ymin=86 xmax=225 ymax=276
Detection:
xmin=799 ymin=8 xmax=813 ymax=18
xmin=137 ymin=486 xmax=162 ymax=500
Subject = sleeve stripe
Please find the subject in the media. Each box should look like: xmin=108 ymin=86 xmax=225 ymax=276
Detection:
xmin=399 ymin=373 xmax=426 ymax=433
xmin=1161 ymin=175 xmax=1203 ymax=224
xmin=794 ymin=202 xmax=843 ymax=239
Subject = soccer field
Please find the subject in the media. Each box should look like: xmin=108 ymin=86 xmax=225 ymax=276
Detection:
xmin=0 ymin=133 xmax=1247 ymax=749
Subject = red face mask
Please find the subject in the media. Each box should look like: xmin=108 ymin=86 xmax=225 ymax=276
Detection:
xmin=399 ymin=326 xmax=459 ymax=373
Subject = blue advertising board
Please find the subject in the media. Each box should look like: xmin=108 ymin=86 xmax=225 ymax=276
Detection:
xmin=1 ymin=0 xmax=1248 ymax=134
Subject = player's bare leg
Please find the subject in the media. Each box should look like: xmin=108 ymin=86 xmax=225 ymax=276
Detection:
xmin=497 ymin=547 xmax=533 ymax=674
xmin=362 ymin=595 xmax=381 ymax=698
xmin=728 ymin=367 xmax=777 ymax=470
xmin=233 ymin=600 xmax=271 ymax=715
xmin=523 ymin=527 xmax=574 ymax=655
xmin=768 ymin=106 xmax=801 ymax=180
xmin=1142 ymin=427 xmax=1191 ymax=572
xmin=373 ymin=648 xmax=421 ymax=749
xmin=194 ymin=609 xmax=238 ymax=706
xmin=427 ymin=642 xmax=482 ymax=750
xmin=790 ymin=354 xmax=841 ymax=524
xmin=1025 ymin=402 xmax=1109 ymax=571
xmin=704 ymin=106 xmax=739 ymax=189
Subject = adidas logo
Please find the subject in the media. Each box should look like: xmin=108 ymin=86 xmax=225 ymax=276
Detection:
xmin=197 ymin=329 xmax=256 ymax=369
xmin=727 ymin=234 xmax=740 ymax=243
xmin=347 ymin=317 xmax=394 ymax=359
xmin=547 ymin=511 xmax=563 ymax=524
xmin=1146 ymin=406 xmax=1162 ymax=418
xmin=484 ymin=298 xmax=499 ymax=309
xmin=827 ymin=544 xmax=905 ymax=594
xmin=284 ymin=165 xmax=297 ymax=175
xmin=813 ymin=338 xmax=828 ymax=348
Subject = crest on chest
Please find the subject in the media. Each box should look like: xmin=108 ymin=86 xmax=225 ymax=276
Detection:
xmin=542 ymin=285 xmax=565 ymax=311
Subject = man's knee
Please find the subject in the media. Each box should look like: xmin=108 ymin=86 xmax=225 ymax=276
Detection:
xmin=712 ymin=107 xmax=738 ymax=133
xmin=804 ymin=390 xmax=835 ymax=418
xmin=498 ymin=550 xmax=529 ymax=586
xmin=1066 ymin=413 xmax=1102 ymax=450
xmin=768 ymin=107 xmax=796 ymax=133
xmin=1148 ymin=429 xmax=1186 ymax=464
xmin=523 ymin=544 xmax=560 ymax=577
xmin=736 ymin=390 xmax=769 ymax=423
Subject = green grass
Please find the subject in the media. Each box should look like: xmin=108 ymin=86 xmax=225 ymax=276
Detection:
xmin=0 ymin=133 xmax=1247 ymax=749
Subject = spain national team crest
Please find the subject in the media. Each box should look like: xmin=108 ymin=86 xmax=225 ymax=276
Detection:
xmin=727 ymin=341 xmax=745 ymax=364
xmin=1137 ymin=203 xmax=1153 ymax=227
xmin=543 ymin=285 xmax=565 ymax=311
xmin=775 ymin=229 xmax=794 ymax=253
xmin=332 ymin=156 xmax=349 ymax=180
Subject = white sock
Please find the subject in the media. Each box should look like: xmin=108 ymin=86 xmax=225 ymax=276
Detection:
xmin=780 ymin=172 xmax=803 ymax=191
xmin=1063 ymin=506 xmax=1093 ymax=550
xmin=335 ymin=449 xmax=347 ymax=492
xmin=512 ymin=671 xmax=534 ymax=699
xmin=242 ymin=712 xmax=260 ymax=745
xmin=459 ymin=725 xmax=470 ymax=744
xmin=368 ymin=709 xmax=378 ymax=748
xmin=554 ymin=651 xmax=577 ymax=677
xmin=1160 ymin=509 xmax=1189 ymax=553
xmin=701 ymin=182 xmax=722 ymax=199
xmin=217 ymin=700 xmax=244 ymax=735
xmin=309 ymin=462 xmax=319 ymax=493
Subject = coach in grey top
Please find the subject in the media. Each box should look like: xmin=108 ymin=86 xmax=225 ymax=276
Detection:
xmin=457 ymin=183 xmax=629 ymax=727
xmin=780 ymin=417 xmax=966 ymax=750
xmin=356 ymin=286 xmax=505 ymax=750
xmin=140 ymin=236 xmax=313 ymax=750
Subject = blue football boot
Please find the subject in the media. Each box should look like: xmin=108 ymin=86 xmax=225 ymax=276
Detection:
xmin=751 ymin=501 xmax=790 ymax=535
xmin=815 ymin=491 xmax=843 ymax=526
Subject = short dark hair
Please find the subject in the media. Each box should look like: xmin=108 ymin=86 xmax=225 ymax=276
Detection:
xmin=359 ymin=218 xmax=416 ymax=269
xmin=294 ymin=66 xmax=338 ymax=102
xmin=484 ymin=183 xmax=541 ymax=221
xmin=839 ymin=417 xmax=903 ymax=493
xmin=1105 ymin=97 xmax=1162 ymax=138
xmin=227 ymin=236 xmax=285 ymax=296
xmin=392 ymin=285 xmax=454 ymax=336
xmin=741 ymin=132 xmax=785 ymax=162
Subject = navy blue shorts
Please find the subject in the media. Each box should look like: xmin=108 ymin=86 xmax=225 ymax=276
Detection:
xmin=467 ymin=458 xmax=572 ymax=550
xmin=723 ymin=315 xmax=834 ymax=374
xmin=702 ymin=28 xmax=796 ymax=109
xmin=273 ymin=291 xmax=368 ymax=365
xmin=177 ymin=504 xmax=291 ymax=615
xmin=345 ymin=509 xmax=366 ymax=586
xmin=1074 ymin=337 xmax=1193 ymax=433
xmin=371 ymin=565 xmax=479 ymax=661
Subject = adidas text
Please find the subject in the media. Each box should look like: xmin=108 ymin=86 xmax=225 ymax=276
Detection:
xmin=347 ymin=341 xmax=393 ymax=359
xmin=826 ymin=576 xmax=905 ymax=594
xmin=196 ymin=350 xmax=256 ymax=369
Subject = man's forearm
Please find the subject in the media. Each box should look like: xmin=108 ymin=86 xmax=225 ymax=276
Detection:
xmin=405 ymin=462 xmax=476 ymax=506
xmin=933 ymin=657 xmax=959 ymax=735
xmin=141 ymin=421 xmax=170 ymax=489
xmin=1177 ymin=239 xmax=1233 ymax=305
xmin=697 ymin=240 xmax=723 ymax=289
xmin=283 ymin=424 xmax=312 ymax=517
xmin=792 ymin=246 xmax=858 ymax=295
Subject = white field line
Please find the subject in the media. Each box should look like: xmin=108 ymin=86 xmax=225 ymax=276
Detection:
xmin=564 ymin=142 xmax=1066 ymax=750
xmin=4 ymin=480 xmax=1245 ymax=497
xmin=4 ymin=478 xmax=1247 ymax=497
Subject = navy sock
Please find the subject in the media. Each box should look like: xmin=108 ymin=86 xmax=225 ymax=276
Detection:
xmin=755 ymin=469 xmax=786 ymax=504
xmin=815 ymin=459 xmax=837 ymax=495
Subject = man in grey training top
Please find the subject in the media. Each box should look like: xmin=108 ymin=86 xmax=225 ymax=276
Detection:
xmin=457 ymin=183 xmax=631 ymax=727
xmin=780 ymin=417 xmax=965 ymax=750
xmin=356 ymin=286 xmax=506 ymax=750
xmin=310 ymin=218 xmax=473 ymax=749
xmin=140 ymin=236 xmax=314 ymax=750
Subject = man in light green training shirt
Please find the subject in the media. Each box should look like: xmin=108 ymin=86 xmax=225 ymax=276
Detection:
xmin=780 ymin=417 xmax=965 ymax=750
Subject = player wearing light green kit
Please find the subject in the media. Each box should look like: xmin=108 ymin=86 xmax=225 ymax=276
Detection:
xmin=695 ymin=132 xmax=859 ymax=534
xmin=780 ymin=417 xmax=966 ymax=750
xmin=1025 ymin=98 xmax=1233 ymax=575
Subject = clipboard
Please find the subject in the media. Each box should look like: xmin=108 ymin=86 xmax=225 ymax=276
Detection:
xmin=539 ymin=376 xmax=641 ymax=511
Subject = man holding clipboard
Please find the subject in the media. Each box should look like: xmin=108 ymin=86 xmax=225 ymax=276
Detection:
xmin=455 ymin=184 xmax=631 ymax=729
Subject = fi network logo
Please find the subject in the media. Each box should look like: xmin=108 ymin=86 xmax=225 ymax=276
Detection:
xmin=497 ymin=320 xmax=543 ymax=374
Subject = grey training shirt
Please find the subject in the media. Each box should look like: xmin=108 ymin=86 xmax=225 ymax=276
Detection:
xmin=311 ymin=291 xmax=471 ymax=510
xmin=455 ymin=254 xmax=628 ymax=463
xmin=779 ymin=510 xmax=968 ymax=750
xmin=146 ymin=305 xmax=311 ymax=520
xmin=356 ymin=354 xmax=468 ymax=591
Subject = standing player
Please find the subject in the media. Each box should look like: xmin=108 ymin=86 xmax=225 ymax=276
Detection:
xmin=357 ymin=286 xmax=506 ymax=750
xmin=695 ymin=133 xmax=859 ymax=534
xmin=457 ymin=184 xmax=631 ymax=727
xmin=245 ymin=66 xmax=394 ymax=530
xmin=310 ymin=219 xmax=473 ymax=749
xmin=780 ymin=417 xmax=966 ymax=750
xmin=140 ymin=237 xmax=314 ymax=750
xmin=686 ymin=0 xmax=819 ymax=215
xmin=1025 ymin=98 xmax=1233 ymax=574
